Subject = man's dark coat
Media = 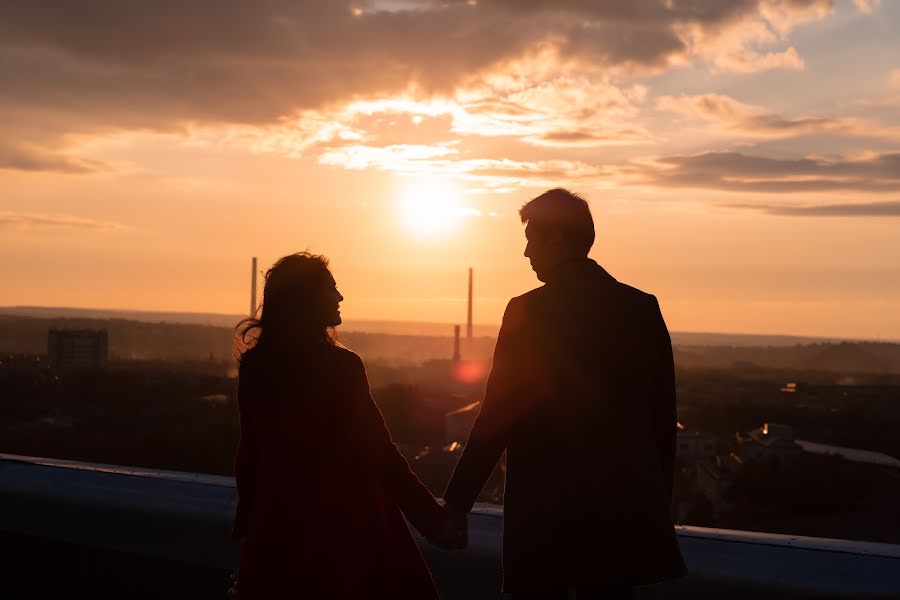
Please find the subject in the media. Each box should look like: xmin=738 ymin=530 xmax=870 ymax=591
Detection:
xmin=444 ymin=259 xmax=688 ymax=593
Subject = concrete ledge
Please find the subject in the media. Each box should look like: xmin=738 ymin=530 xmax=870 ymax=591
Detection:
xmin=2 ymin=454 xmax=899 ymax=599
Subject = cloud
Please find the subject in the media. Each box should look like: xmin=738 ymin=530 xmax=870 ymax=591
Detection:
xmin=0 ymin=212 xmax=130 ymax=231
xmin=451 ymin=52 xmax=653 ymax=145
xmin=202 ymin=53 xmax=653 ymax=159
xmin=0 ymin=0 xmax=834 ymax=162
xmin=318 ymin=142 xmax=605 ymax=190
xmin=852 ymin=0 xmax=880 ymax=13
xmin=729 ymin=201 xmax=900 ymax=216
xmin=655 ymin=93 xmax=881 ymax=138
xmin=632 ymin=151 xmax=900 ymax=193
xmin=0 ymin=142 xmax=106 ymax=173
xmin=318 ymin=144 xmax=459 ymax=171
xmin=677 ymin=1 xmax=831 ymax=73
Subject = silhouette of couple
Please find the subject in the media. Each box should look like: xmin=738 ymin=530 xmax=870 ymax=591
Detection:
xmin=230 ymin=189 xmax=687 ymax=599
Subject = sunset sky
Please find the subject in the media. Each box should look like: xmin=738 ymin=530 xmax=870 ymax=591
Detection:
xmin=1 ymin=0 xmax=899 ymax=339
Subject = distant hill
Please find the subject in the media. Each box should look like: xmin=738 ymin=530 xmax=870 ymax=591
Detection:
xmin=673 ymin=342 xmax=900 ymax=375
xmin=0 ymin=305 xmax=861 ymax=347
xmin=0 ymin=306 xmax=500 ymax=338
xmin=0 ymin=314 xmax=495 ymax=365
xmin=2 ymin=310 xmax=900 ymax=374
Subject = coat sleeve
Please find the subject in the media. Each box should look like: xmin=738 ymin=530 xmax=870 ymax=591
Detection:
xmin=231 ymin=365 xmax=258 ymax=541
xmin=443 ymin=297 xmax=527 ymax=514
xmin=649 ymin=296 xmax=677 ymax=510
xmin=347 ymin=353 xmax=447 ymax=539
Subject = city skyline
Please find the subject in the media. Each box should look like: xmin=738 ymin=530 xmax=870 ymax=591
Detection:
xmin=2 ymin=1 xmax=899 ymax=339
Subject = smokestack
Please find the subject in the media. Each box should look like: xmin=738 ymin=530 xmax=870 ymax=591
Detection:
xmin=467 ymin=267 xmax=473 ymax=340
xmin=250 ymin=257 xmax=258 ymax=317
xmin=453 ymin=325 xmax=461 ymax=363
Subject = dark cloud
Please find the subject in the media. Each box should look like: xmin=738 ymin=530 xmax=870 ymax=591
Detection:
xmin=728 ymin=201 xmax=900 ymax=217
xmin=525 ymin=128 xmax=649 ymax=146
xmin=745 ymin=114 xmax=843 ymax=132
xmin=446 ymin=0 xmax=762 ymax=24
xmin=656 ymin=93 xmax=855 ymax=136
xmin=0 ymin=1 xmax=830 ymax=146
xmin=637 ymin=151 xmax=900 ymax=192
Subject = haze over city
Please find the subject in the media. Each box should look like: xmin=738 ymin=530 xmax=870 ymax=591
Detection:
xmin=1 ymin=0 xmax=899 ymax=339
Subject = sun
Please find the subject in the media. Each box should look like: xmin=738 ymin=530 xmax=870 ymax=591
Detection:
xmin=395 ymin=177 xmax=463 ymax=238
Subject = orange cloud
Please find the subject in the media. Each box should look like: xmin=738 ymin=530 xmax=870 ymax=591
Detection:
xmin=852 ymin=0 xmax=880 ymax=14
xmin=0 ymin=142 xmax=106 ymax=174
xmin=317 ymin=142 xmax=605 ymax=190
xmin=0 ymin=0 xmax=837 ymax=171
xmin=0 ymin=212 xmax=130 ymax=232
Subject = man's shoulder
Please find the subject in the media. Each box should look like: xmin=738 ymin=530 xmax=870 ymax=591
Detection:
xmin=505 ymin=286 xmax=548 ymax=319
xmin=508 ymin=277 xmax=661 ymax=320
xmin=513 ymin=285 xmax=545 ymax=304
xmin=614 ymin=280 xmax=659 ymax=307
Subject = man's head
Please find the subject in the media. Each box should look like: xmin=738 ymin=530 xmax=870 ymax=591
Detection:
xmin=520 ymin=188 xmax=595 ymax=282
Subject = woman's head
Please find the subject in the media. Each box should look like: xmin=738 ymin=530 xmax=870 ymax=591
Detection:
xmin=236 ymin=252 xmax=342 ymax=357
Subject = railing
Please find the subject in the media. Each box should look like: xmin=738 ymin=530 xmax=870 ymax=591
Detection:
xmin=1 ymin=453 xmax=899 ymax=599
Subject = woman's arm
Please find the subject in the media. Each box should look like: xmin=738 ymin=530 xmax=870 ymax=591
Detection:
xmin=346 ymin=353 xmax=447 ymax=539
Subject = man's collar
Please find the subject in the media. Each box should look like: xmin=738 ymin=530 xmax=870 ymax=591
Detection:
xmin=544 ymin=257 xmax=613 ymax=284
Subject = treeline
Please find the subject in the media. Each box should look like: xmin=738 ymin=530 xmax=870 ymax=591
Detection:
xmin=3 ymin=315 xmax=900 ymax=374
xmin=0 ymin=315 xmax=496 ymax=365
xmin=675 ymin=342 xmax=900 ymax=374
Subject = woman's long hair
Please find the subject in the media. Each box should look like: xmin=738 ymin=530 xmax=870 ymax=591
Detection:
xmin=235 ymin=252 xmax=338 ymax=364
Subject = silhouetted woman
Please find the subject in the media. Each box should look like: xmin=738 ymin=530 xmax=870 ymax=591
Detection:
xmin=231 ymin=252 xmax=447 ymax=599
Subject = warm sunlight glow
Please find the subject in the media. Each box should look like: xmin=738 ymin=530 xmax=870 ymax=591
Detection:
xmin=395 ymin=177 xmax=465 ymax=238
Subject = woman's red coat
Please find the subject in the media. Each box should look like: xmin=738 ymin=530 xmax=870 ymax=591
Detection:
xmin=232 ymin=345 xmax=445 ymax=599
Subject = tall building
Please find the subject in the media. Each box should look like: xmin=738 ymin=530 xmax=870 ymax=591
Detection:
xmin=467 ymin=267 xmax=473 ymax=340
xmin=250 ymin=256 xmax=258 ymax=317
xmin=48 ymin=329 xmax=109 ymax=372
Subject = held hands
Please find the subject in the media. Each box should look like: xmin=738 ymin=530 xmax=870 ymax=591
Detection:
xmin=428 ymin=506 xmax=468 ymax=551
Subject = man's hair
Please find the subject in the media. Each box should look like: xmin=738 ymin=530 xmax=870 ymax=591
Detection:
xmin=519 ymin=188 xmax=595 ymax=254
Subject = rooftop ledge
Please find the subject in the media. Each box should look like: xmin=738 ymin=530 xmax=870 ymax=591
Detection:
xmin=1 ymin=453 xmax=899 ymax=599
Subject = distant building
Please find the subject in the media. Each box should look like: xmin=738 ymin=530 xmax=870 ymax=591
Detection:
xmin=444 ymin=401 xmax=480 ymax=445
xmin=677 ymin=431 xmax=718 ymax=464
xmin=735 ymin=423 xmax=803 ymax=463
xmin=0 ymin=353 xmax=45 ymax=371
xmin=48 ymin=329 xmax=108 ymax=372
xmin=697 ymin=453 xmax=743 ymax=516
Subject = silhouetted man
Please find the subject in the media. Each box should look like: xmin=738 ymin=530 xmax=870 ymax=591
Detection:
xmin=443 ymin=189 xmax=687 ymax=599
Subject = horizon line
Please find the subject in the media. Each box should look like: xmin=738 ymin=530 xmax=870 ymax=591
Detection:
xmin=1 ymin=304 xmax=896 ymax=344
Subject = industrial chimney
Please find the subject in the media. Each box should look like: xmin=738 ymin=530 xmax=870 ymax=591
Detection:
xmin=467 ymin=267 xmax=473 ymax=340
xmin=250 ymin=257 xmax=258 ymax=317
xmin=453 ymin=325 xmax=461 ymax=363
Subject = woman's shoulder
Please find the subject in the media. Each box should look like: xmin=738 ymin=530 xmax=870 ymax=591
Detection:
xmin=239 ymin=343 xmax=365 ymax=381
xmin=238 ymin=346 xmax=262 ymax=375
xmin=324 ymin=344 xmax=365 ymax=371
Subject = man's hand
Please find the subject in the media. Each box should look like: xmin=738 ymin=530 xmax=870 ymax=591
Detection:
xmin=428 ymin=509 xmax=468 ymax=550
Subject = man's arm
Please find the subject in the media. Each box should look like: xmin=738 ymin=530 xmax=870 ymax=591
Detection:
xmin=649 ymin=296 xmax=677 ymax=510
xmin=443 ymin=298 xmax=526 ymax=514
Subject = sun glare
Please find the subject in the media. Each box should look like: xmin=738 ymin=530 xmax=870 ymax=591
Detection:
xmin=395 ymin=178 xmax=464 ymax=238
